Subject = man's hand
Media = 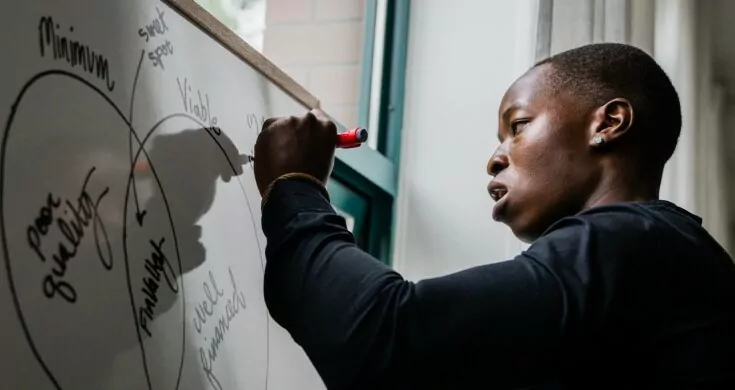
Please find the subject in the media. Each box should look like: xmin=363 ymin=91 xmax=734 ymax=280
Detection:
xmin=253 ymin=108 xmax=337 ymax=195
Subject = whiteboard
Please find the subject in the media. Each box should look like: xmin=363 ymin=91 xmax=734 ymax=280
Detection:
xmin=0 ymin=1 xmax=326 ymax=389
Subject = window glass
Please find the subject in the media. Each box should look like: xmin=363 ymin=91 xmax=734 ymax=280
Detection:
xmin=333 ymin=206 xmax=356 ymax=232
xmin=327 ymin=178 xmax=368 ymax=248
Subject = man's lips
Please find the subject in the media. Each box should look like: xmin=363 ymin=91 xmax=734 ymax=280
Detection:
xmin=488 ymin=181 xmax=509 ymax=221
xmin=488 ymin=181 xmax=508 ymax=202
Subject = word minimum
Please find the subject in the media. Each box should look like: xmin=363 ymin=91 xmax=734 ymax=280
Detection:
xmin=38 ymin=16 xmax=116 ymax=91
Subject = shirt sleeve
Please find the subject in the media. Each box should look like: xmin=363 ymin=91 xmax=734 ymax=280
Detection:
xmin=261 ymin=177 xmax=592 ymax=389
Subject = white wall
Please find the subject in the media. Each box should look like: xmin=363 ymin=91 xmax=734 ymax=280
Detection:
xmin=693 ymin=1 xmax=730 ymax=252
xmin=654 ymin=0 xmax=730 ymax=252
xmin=391 ymin=0 xmax=538 ymax=279
xmin=721 ymin=104 xmax=735 ymax=253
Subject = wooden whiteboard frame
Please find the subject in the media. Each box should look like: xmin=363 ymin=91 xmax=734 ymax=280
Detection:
xmin=163 ymin=0 xmax=321 ymax=110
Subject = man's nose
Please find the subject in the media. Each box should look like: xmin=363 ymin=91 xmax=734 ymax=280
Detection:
xmin=487 ymin=147 xmax=509 ymax=177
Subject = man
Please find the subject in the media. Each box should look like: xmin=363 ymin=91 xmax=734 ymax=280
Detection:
xmin=253 ymin=43 xmax=735 ymax=389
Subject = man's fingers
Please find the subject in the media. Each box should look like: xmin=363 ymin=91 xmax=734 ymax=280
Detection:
xmin=262 ymin=116 xmax=280 ymax=131
xmin=310 ymin=108 xmax=331 ymax=122
xmin=309 ymin=108 xmax=338 ymax=135
xmin=302 ymin=111 xmax=319 ymax=126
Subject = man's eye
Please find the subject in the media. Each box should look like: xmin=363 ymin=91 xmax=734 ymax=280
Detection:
xmin=510 ymin=121 xmax=529 ymax=134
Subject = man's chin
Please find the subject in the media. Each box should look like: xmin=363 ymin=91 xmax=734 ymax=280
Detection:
xmin=503 ymin=213 xmax=543 ymax=244
xmin=514 ymin=231 xmax=537 ymax=244
xmin=492 ymin=199 xmax=545 ymax=243
xmin=512 ymin=216 xmax=556 ymax=244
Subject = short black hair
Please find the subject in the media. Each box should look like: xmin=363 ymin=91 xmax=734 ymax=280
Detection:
xmin=535 ymin=43 xmax=681 ymax=166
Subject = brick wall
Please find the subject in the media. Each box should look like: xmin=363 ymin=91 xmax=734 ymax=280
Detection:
xmin=263 ymin=0 xmax=366 ymax=127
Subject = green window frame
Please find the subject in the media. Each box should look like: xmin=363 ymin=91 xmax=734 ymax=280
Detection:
xmin=328 ymin=0 xmax=410 ymax=265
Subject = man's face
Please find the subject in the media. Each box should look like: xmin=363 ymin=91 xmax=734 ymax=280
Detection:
xmin=488 ymin=65 xmax=602 ymax=242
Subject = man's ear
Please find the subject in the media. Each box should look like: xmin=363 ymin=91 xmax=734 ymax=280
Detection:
xmin=588 ymin=98 xmax=634 ymax=148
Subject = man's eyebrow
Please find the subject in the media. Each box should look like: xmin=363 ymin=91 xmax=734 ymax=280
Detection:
xmin=501 ymin=102 xmax=524 ymax=123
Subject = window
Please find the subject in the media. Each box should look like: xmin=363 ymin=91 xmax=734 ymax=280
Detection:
xmin=194 ymin=0 xmax=410 ymax=264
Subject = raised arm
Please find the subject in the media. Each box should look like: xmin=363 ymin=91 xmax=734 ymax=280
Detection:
xmin=261 ymin=176 xmax=571 ymax=389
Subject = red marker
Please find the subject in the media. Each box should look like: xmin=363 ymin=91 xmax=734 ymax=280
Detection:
xmin=336 ymin=127 xmax=368 ymax=149
xmin=235 ymin=127 xmax=368 ymax=165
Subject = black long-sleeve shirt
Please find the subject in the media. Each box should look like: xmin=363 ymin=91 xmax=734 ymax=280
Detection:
xmin=261 ymin=177 xmax=735 ymax=389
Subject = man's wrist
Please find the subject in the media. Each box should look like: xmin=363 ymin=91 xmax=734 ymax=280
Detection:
xmin=261 ymin=173 xmax=330 ymax=210
xmin=260 ymin=175 xmax=335 ymax=239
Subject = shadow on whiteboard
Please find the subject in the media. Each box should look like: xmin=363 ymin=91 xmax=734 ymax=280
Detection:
xmin=1 ymin=74 xmax=247 ymax=389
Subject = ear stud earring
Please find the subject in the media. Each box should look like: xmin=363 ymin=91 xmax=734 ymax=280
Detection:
xmin=593 ymin=136 xmax=604 ymax=145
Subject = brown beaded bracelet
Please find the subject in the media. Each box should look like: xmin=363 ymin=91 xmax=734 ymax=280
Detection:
xmin=260 ymin=172 xmax=326 ymax=210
